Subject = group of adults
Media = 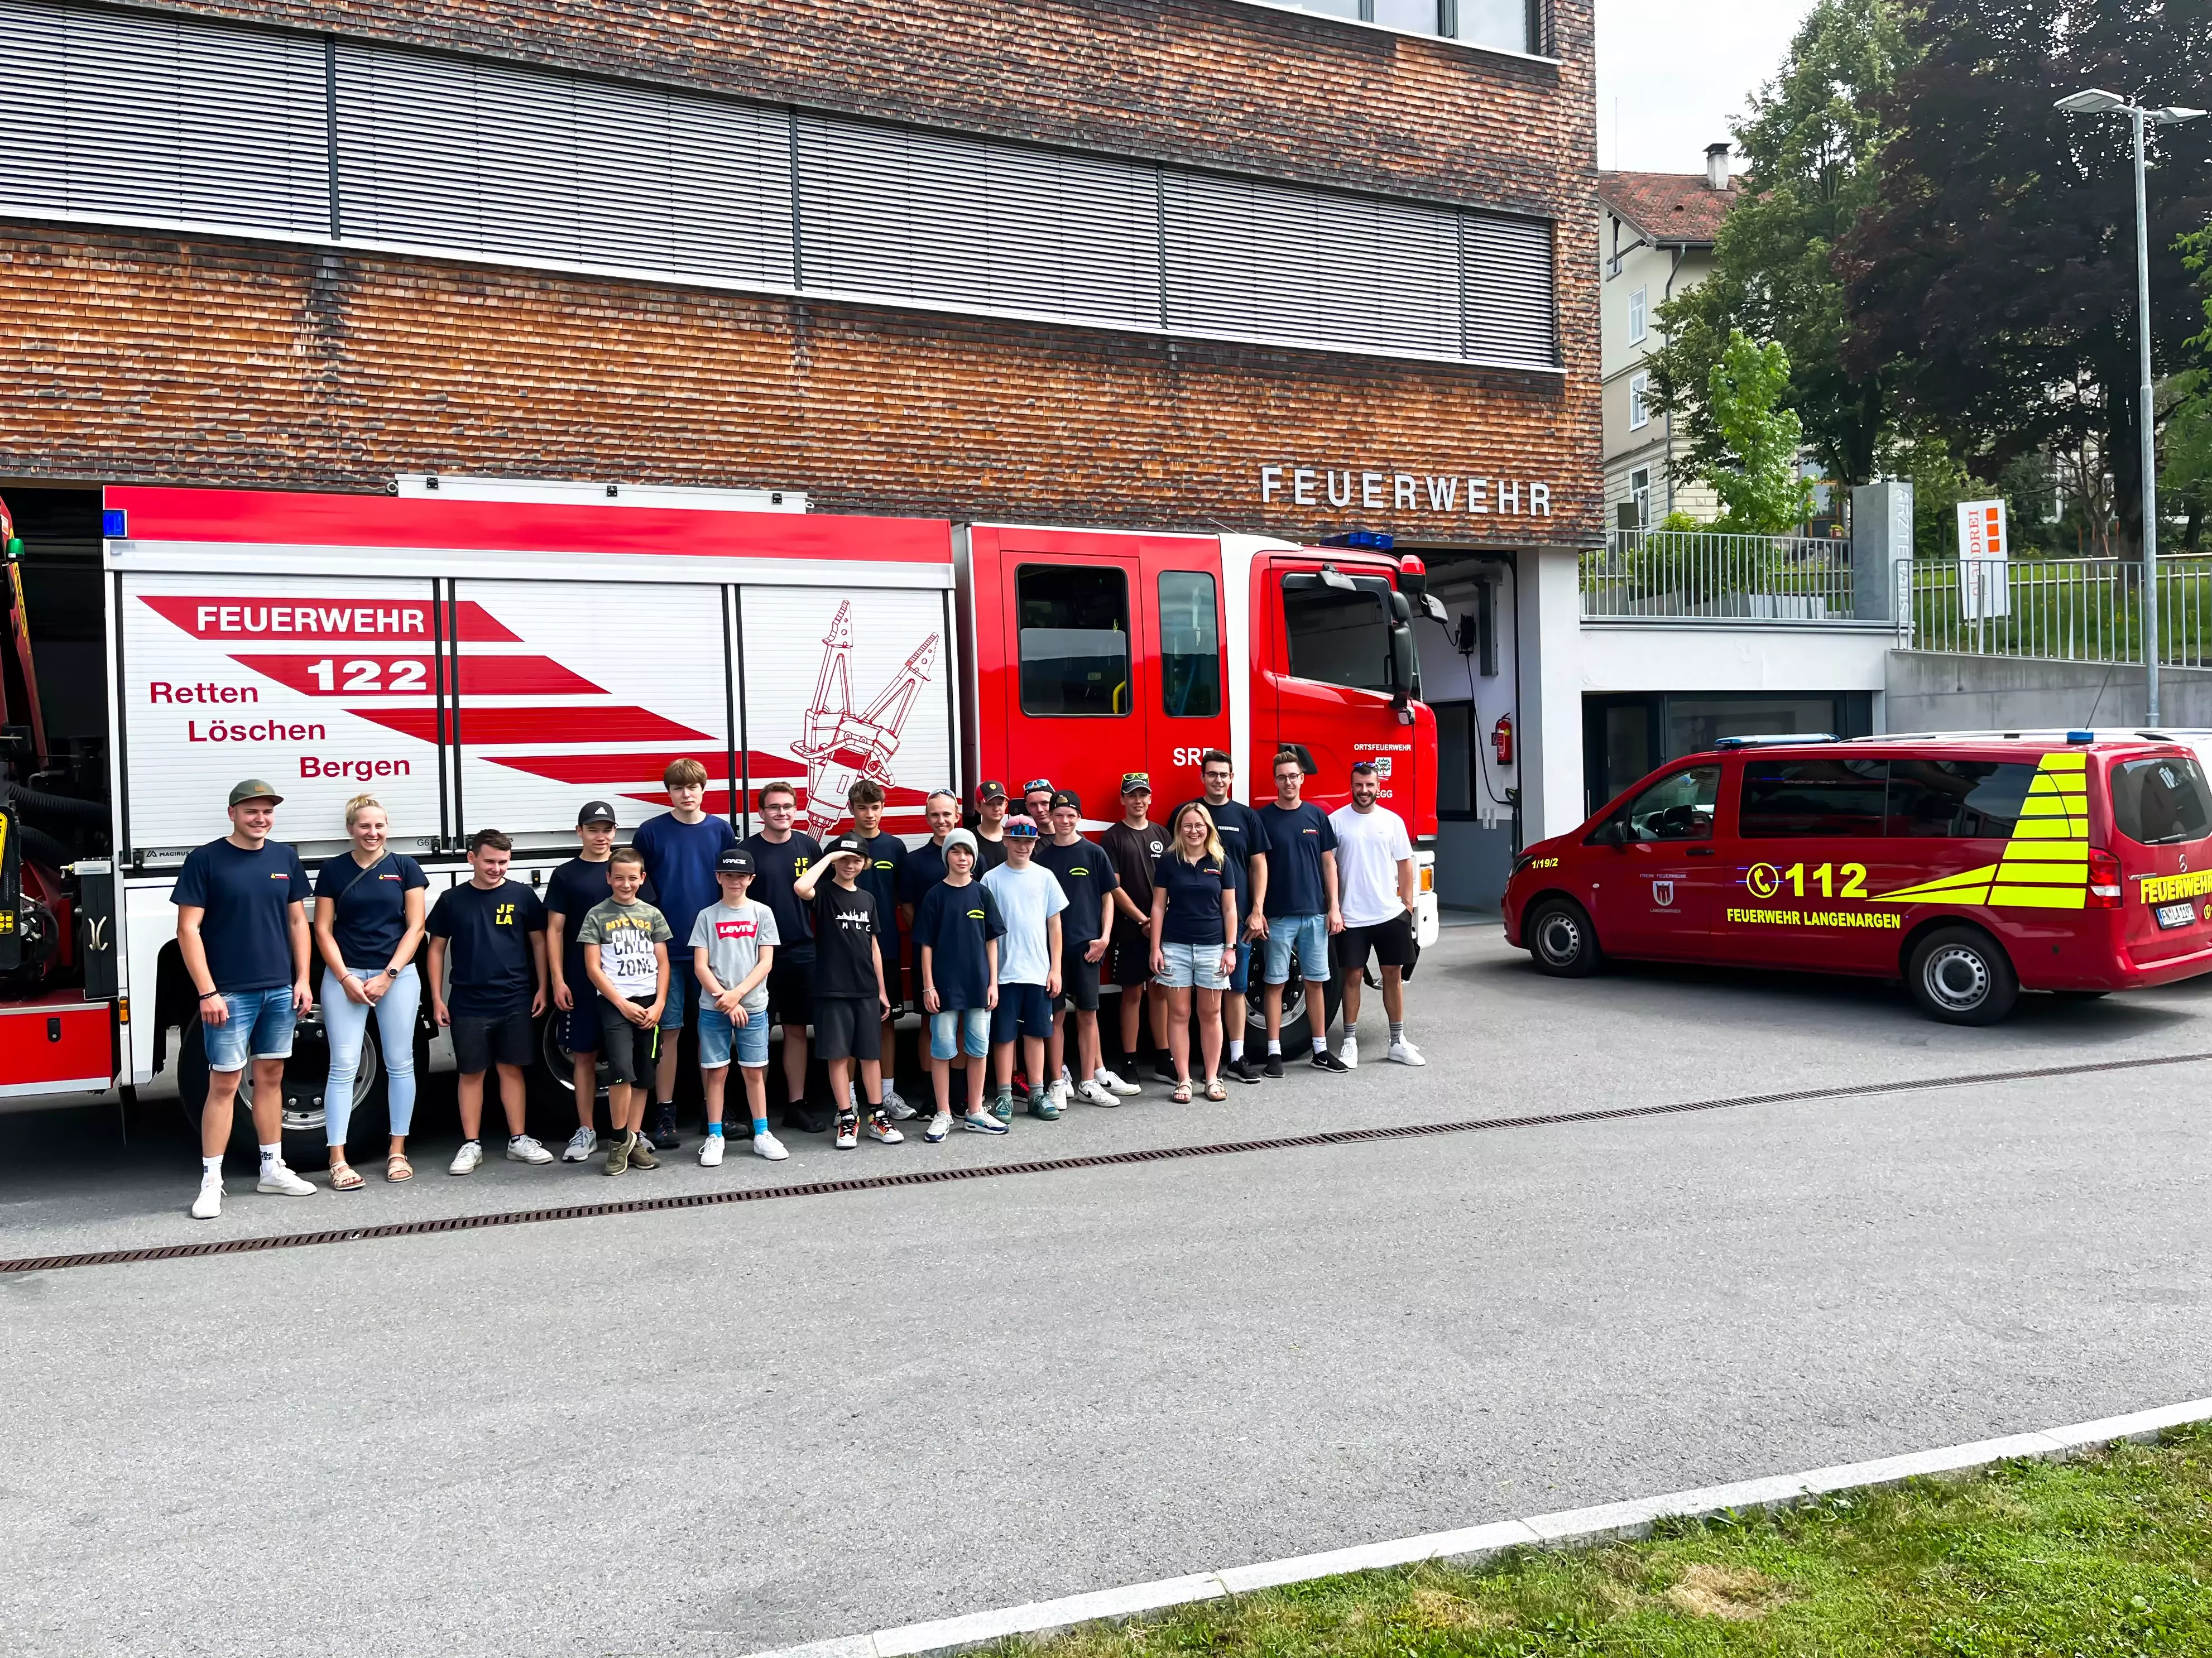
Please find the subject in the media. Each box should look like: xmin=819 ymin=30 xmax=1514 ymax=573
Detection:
xmin=171 ymin=749 xmax=1422 ymax=1218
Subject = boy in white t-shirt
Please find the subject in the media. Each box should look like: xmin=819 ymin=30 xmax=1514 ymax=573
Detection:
xmin=980 ymin=818 xmax=1066 ymax=1121
xmin=689 ymin=847 xmax=788 ymax=1165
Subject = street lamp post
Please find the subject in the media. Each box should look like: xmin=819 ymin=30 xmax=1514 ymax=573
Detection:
xmin=2056 ymin=88 xmax=2206 ymax=725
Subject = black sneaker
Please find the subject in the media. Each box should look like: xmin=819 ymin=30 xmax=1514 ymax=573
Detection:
xmin=1309 ymin=1049 xmax=1351 ymax=1074
xmin=1227 ymin=1055 xmax=1264 ymax=1085
xmin=1263 ymin=1053 xmax=1285 ymax=1078
xmin=647 ymin=1103 xmax=681 ymax=1149
xmin=1153 ymin=1057 xmax=1178 ymax=1085
xmin=788 ymin=1102 xmax=835 ymax=1135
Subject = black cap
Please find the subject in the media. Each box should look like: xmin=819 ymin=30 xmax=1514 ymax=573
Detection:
xmin=1120 ymin=772 xmax=1151 ymax=795
xmin=823 ymin=832 xmax=867 ymax=859
xmin=715 ymin=847 xmax=755 ymax=876
xmin=1049 ymin=789 xmax=1081 ymax=813
xmin=577 ymin=800 xmax=618 ymax=826
xmin=976 ymin=780 xmax=1009 ymax=804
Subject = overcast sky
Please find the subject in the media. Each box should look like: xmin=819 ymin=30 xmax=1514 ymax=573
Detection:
xmin=1595 ymin=0 xmax=1819 ymax=174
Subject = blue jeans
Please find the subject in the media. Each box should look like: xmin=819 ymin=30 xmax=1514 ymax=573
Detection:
xmin=1263 ymin=915 xmax=1330 ymax=985
xmin=657 ymin=969 xmax=698 ymax=1031
xmin=929 ymin=1006 xmax=991 ymax=1061
xmin=699 ymin=1003 xmax=770 ymax=1069
xmin=204 ymin=985 xmax=297 ymax=1073
xmin=320 ymin=965 xmax=420 ymax=1144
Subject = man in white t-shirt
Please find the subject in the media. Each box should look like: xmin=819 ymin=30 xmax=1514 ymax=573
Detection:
xmin=1327 ymin=761 xmax=1423 ymax=1069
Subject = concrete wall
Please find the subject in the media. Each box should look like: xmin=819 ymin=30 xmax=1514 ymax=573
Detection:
xmin=1581 ymin=621 xmax=1894 ymax=699
xmin=1885 ymin=651 xmax=2212 ymax=733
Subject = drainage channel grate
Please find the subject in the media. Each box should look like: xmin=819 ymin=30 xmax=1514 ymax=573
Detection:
xmin=7 ymin=1050 xmax=2204 ymax=1276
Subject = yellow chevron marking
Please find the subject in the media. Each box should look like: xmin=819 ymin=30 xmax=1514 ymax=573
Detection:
xmin=1870 ymin=751 xmax=2098 ymax=909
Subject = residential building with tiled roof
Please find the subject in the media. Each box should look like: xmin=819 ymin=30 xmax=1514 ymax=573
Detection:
xmin=1596 ymin=144 xmax=1743 ymax=530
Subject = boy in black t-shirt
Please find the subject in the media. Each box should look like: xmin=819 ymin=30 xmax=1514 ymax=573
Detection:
xmin=847 ymin=778 xmax=914 ymax=1120
xmin=911 ymin=829 xmax=1011 ymax=1140
xmin=793 ymin=834 xmax=905 ymax=1150
xmin=425 ymin=829 xmax=554 ymax=1175
xmin=743 ymin=781 xmax=826 ymax=1133
xmin=544 ymin=799 xmax=621 ymax=1162
xmin=1037 ymin=791 xmax=1130 ymax=1108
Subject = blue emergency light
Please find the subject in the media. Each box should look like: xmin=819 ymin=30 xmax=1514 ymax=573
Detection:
xmin=102 ymin=508 xmax=127 ymax=539
xmin=1322 ymin=531 xmax=1394 ymax=550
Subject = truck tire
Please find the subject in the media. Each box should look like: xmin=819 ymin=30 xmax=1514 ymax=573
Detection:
xmin=1525 ymin=897 xmax=1602 ymax=978
xmin=1907 ymin=925 xmax=2019 ymax=1025
xmin=175 ymin=1013 xmax=380 ymax=1166
xmin=1236 ymin=972 xmax=1342 ymax=1053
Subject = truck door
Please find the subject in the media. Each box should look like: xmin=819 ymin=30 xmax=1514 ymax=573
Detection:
xmin=1140 ymin=541 xmax=1232 ymax=806
xmin=1263 ymin=560 xmax=1418 ymax=814
xmin=990 ymin=536 xmax=1143 ymax=824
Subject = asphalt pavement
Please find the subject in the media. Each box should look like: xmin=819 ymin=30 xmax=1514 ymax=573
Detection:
xmin=5 ymin=922 xmax=2211 ymax=1655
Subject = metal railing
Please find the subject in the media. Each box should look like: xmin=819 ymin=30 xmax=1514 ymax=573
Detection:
xmin=1897 ymin=556 xmax=2212 ymax=666
xmin=1580 ymin=529 xmax=1855 ymax=621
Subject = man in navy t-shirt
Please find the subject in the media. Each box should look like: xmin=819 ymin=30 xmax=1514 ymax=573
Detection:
xmin=173 ymin=778 xmax=317 ymax=1220
xmin=1256 ymin=748 xmax=1346 ymax=1077
xmin=1178 ymin=750 xmax=1271 ymax=1085
xmin=631 ymin=758 xmax=738 ymax=1148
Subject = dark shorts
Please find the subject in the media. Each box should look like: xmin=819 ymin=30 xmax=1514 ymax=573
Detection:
xmin=991 ymin=982 xmax=1054 ymax=1044
xmin=1055 ymin=951 xmax=1101 ymax=1013
xmin=1335 ymin=911 xmax=1418 ymax=975
xmin=562 ymin=979 xmax=602 ymax=1053
xmin=451 ymin=1008 xmax=533 ymax=1075
xmin=1106 ymin=922 xmax=1151 ymax=988
xmin=767 ymin=949 xmax=814 ymax=1030
xmin=596 ymin=995 xmax=662 ymax=1087
xmin=813 ymin=994 xmax=882 ymax=1063
xmin=879 ymin=955 xmax=903 ymax=1016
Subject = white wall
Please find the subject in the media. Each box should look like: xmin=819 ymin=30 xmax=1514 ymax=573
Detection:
xmin=1581 ymin=621 xmax=1893 ymax=706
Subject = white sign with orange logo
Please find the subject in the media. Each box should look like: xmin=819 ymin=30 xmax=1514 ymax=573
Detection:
xmin=1957 ymin=498 xmax=2010 ymax=621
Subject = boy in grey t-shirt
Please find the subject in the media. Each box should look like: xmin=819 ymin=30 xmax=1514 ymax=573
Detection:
xmin=688 ymin=848 xmax=787 ymax=1165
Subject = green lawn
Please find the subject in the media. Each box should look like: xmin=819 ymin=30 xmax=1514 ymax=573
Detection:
xmin=1002 ymin=1430 xmax=2212 ymax=1657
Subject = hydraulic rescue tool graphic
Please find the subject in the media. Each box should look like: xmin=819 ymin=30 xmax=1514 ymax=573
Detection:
xmin=793 ymin=602 xmax=940 ymax=837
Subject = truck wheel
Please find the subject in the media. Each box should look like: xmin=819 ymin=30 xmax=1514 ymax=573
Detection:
xmin=1907 ymin=926 xmax=2019 ymax=1025
xmin=1237 ymin=974 xmax=1342 ymax=1054
xmin=530 ymin=1008 xmax=609 ymax=1142
xmin=1525 ymin=897 xmax=1601 ymax=977
xmin=175 ymin=1015 xmax=376 ymax=1166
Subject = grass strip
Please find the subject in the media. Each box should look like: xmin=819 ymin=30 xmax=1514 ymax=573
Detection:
xmin=997 ymin=1428 xmax=2212 ymax=1657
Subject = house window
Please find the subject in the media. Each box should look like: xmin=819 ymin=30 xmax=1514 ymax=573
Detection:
xmin=1628 ymin=287 xmax=1648 ymax=345
xmin=1629 ymin=373 xmax=1651 ymax=431
xmin=1629 ymin=467 xmax=1652 ymax=530
xmin=1262 ymin=0 xmax=1537 ymax=53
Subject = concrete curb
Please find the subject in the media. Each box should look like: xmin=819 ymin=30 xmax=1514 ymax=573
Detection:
xmin=746 ymin=1396 xmax=2212 ymax=1658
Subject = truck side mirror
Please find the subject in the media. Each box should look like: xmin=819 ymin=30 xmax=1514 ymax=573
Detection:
xmin=1387 ymin=621 xmax=1416 ymax=709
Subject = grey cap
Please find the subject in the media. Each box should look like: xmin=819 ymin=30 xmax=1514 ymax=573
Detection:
xmin=943 ymin=828 xmax=978 ymax=858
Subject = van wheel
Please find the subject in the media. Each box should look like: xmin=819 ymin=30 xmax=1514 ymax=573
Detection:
xmin=1525 ymin=898 xmax=1601 ymax=978
xmin=1907 ymin=926 xmax=2019 ymax=1025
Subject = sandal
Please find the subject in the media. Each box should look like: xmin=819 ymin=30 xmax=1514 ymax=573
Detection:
xmin=385 ymin=1154 xmax=414 ymax=1183
xmin=329 ymin=1162 xmax=364 ymax=1191
xmin=1171 ymin=1080 xmax=1193 ymax=1104
xmin=1205 ymin=1078 xmax=1227 ymax=1102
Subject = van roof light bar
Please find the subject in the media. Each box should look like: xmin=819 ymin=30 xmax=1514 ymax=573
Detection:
xmin=1713 ymin=733 xmax=1840 ymax=749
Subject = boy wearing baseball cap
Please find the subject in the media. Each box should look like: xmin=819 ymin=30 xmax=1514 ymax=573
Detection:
xmin=981 ymin=816 xmax=1066 ymax=1121
xmin=690 ymin=847 xmax=788 ymax=1164
xmin=544 ymin=799 xmax=622 ymax=1162
xmin=971 ymin=781 xmax=1011 ymax=873
xmin=1101 ymin=772 xmax=1169 ymax=1083
xmin=910 ymin=828 xmax=1011 ymax=1139
xmin=1037 ymin=790 xmax=1126 ymax=1108
xmin=793 ymin=833 xmax=904 ymax=1149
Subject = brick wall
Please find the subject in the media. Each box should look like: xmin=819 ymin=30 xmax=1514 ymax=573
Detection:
xmin=0 ymin=228 xmax=1601 ymax=546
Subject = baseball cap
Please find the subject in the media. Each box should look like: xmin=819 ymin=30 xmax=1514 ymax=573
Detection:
xmin=228 ymin=779 xmax=282 ymax=808
xmin=576 ymin=799 xmax=618 ymax=826
xmin=976 ymin=780 xmax=1009 ymax=804
xmin=1004 ymin=817 xmax=1039 ymax=839
xmin=943 ymin=828 xmax=978 ymax=857
xmin=1023 ymin=777 xmax=1054 ymax=795
xmin=715 ymin=847 xmax=756 ymax=876
xmin=1120 ymin=771 xmax=1151 ymax=796
xmin=823 ymin=832 xmax=868 ymax=859
xmin=1049 ymin=789 xmax=1081 ymax=813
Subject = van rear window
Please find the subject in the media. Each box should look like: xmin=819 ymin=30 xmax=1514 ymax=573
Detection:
xmin=1885 ymin=761 xmax=2037 ymax=838
xmin=2110 ymin=756 xmax=2212 ymax=847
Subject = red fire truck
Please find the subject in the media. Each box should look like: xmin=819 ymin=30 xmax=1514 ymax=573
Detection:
xmin=0 ymin=480 xmax=1440 ymax=1140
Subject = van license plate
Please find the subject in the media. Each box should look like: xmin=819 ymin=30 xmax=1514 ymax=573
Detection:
xmin=2156 ymin=901 xmax=2197 ymax=930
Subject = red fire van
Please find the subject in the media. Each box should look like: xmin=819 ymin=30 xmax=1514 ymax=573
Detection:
xmin=1502 ymin=733 xmax=2212 ymax=1023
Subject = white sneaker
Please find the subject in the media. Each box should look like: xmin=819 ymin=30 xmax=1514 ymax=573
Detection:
xmin=1386 ymin=1038 xmax=1427 ymax=1067
xmin=506 ymin=1134 xmax=555 ymax=1164
xmin=699 ymin=1133 xmax=726 ymax=1167
xmin=191 ymin=1176 xmax=223 ymax=1220
xmin=883 ymin=1086 xmax=918 ymax=1122
xmin=256 ymin=1160 xmax=315 ymax=1196
xmin=1339 ymin=1036 xmax=1359 ymax=1070
xmin=560 ymin=1127 xmax=598 ymax=1162
xmin=752 ymin=1128 xmax=789 ymax=1161
xmin=926 ymin=1111 xmax=953 ymax=1143
xmin=448 ymin=1140 xmax=484 ymax=1176
xmin=1095 ymin=1068 xmax=1141 ymax=1097
xmin=1076 ymin=1079 xmax=1119 ymax=1108
xmin=1050 ymin=1078 xmax=1073 ymax=1112
xmin=865 ymin=1112 xmax=905 ymax=1144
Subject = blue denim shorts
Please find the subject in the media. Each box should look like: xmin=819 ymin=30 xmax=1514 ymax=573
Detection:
xmin=929 ymin=1006 xmax=992 ymax=1061
xmin=698 ymin=1003 xmax=770 ymax=1069
xmin=203 ymin=985 xmax=297 ymax=1072
xmin=1227 ymin=939 xmax=1251 ymax=994
xmin=1156 ymin=940 xmax=1231 ymax=992
xmin=657 ymin=969 xmax=699 ymax=1031
xmin=1264 ymin=914 xmax=1331 ymax=984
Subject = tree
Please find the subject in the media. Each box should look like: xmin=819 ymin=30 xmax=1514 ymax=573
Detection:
xmin=1645 ymin=0 xmax=1910 ymax=490
xmin=1840 ymin=0 xmax=2212 ymax=561
xmin=1706 ymin=331 xmax=1817 ymax=534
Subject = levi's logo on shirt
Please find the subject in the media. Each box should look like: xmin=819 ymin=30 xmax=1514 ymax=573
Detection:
xmin=714 ymin=919 xmax=758 ymax=941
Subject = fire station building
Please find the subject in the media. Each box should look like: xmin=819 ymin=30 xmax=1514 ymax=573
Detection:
xmin=0 ymin=0 xmax=1601 ymax=890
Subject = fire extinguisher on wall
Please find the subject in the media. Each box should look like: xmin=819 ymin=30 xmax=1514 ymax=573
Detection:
xmin=1491 ymin=713 xmax=1513 ymax=767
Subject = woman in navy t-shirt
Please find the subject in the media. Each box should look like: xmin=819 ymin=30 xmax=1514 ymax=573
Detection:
xmin=1148 ymin=802 xmax=1237 ymax=1102
xmin=311 ymin=794 xmax=429 ymax=1186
